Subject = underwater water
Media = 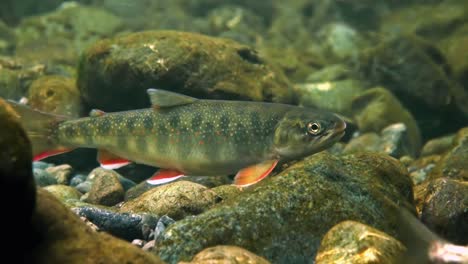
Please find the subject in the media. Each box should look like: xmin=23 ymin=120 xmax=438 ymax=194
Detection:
xmin=0 ymin=0 xmax=467 ymax=263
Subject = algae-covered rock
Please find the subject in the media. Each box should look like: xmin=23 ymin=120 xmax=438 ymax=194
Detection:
xmin=420 ymin=178 xmax=468 ymax=244
xmin=180 ymin=245 xmax=270 ymax=264
xmin=0 ymin=56 xmax=45 ymax=100
xmin=407 ymin=155 xmax=440 ymax=185
xmin=381 ymin=2 xmax=468 ymax=39
xmin=31 ymin=189 xmax=163 ymax=264
xmin=296 ymin=79 xmax=365 ymax=116
xmin=43 ymin=185 xmax=82 ymax=202
xmin=15 ymin=3 xmax=123 ymax=65
xmin=315 ymin=221 xmax=405 ymax=264
xmin=0 ymin=98 xmax=36 ymax=261
xmin=429 ymin=127 xmax=468 ymax=181
xmin=153 ymin=152 xmax=415 ymax=263
xmin=0 ymin=0 xmax=63 ymax=25
xmin=317 ymin=22 xmax=364 ymax=61
xmin=78 ymin=30 xmax=295 ymax=111
xmin=45 ymin=164 xmax=73 ymax=185
xmin=357 ymin=35 xmax=462 ymax=138
xmin=121 ymin=181 xmax=220 ymax=220
xmin=0 ymin=20 xmax=15 ymax=54
xmin=84 ymin=168 xmax=125 ymax=206
xmin=420 ymin=134 xmax=454 ymax=157
xmin=351 ymin=87 xmax=421 ymax=156
xmin=211 ymin=184 xmax=242 ymax=202
xmin=27 ymin=75 xmax=82 ymax=117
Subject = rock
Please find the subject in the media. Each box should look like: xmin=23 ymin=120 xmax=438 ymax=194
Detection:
xmin=0 ymin=20 xmax=15 ymax=54
xmin=420 ymin=134 xmax=454 ymax=157
xmin=72 ymin=206 xmax=159 ymax=241
xmin=70 ymin=173 xmax=87 ymax=187
xmin=33 ymin=161 xmax=53 ymax=170
xmin=75 ymin=180 xmax=92 ymax=193
xmin=0 ymin=0 xmax=62 ymax=25
xmin=343 ymin=123 xmax=416 ymax=158
xmin=77 ymin=30 xmax=295 ymax=111
xmin=295 ymin=79 xmax=366 ymax=116
xmin=44 ymin=185 xmax=82 ymax=201
xmin=429 ymin=127 xmax=468 ymax=181
xmin=317 ymin=22 xmax=363 ymax=61
xmin=351 ymin=87 xmax=421 ymax=156
xmin=0 ymin=98 xmax=36 ymax=261
xmin=420 ymin=178 xmax=468 ymax=244
xmin=315 ymin=221 xmax=405 ymax=264
xmin=305 ymin=64 xmax=354 ymax=82
xmin=180 ymin=246 xmax=270 ymax=264
xmin=27 ymin=75 xmax=82 ymax=117
xmin=0 ymin=56 xmax=45 ymax=100
xmin=407 ymin=155 xmax=440 ymax=185
xmin=121 ymin=181 xmax=220 ymax=220
xmin=153 ymin=152 xmax=415 ymax=263
xmin=125 ymin=175 xmax=230 ymax=201
xmin=45 ymin=164 xmax=73 ymax=185
xmin=357 ymin=34 xmax=464 ymax=139
xmin=211 ymin=185 xmax=242 ymax=202
xmin=381 ymin=2 xmax=467 ymax=39
xmin=33 ymin=168 xmax=58 ymax=187
xmin=15 ymin=3 xmax=123 ymax=65
xmin=84 ymin=168 xmax=125 ymax=206
xmin=31 ymin=188 xmax=164 ymax=264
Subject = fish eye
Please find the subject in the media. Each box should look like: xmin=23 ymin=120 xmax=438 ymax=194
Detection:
xmin=307 ymin=122 xmax=321 ymax=135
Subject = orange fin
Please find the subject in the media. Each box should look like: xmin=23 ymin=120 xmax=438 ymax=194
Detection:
xmin=98 ymin=149 xmax=132 ymax=169
xmin=234 ymin=160 xmax=278 ymax=187
xmin=34 ymin=147 xmax=74 ymax=161
xmin=146 ymin=169 xmax=185 ymax=185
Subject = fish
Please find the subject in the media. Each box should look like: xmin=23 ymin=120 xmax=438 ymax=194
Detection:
xmin=8 ymin=89 xmax=346 ymax=187
xmin=397 ymin=208 xmax=468 ymax=264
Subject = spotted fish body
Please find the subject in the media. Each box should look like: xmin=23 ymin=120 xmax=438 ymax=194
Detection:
xmin=9 ymin=89 xmax=346 ymax=186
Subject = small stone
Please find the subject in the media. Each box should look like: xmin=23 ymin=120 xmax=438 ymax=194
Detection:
xmin=84 ymin=168 xmax=125 ymax=206
xmin=121 ymin=181 xmax=220 ymax=220
xmin=132 ymin=239 xmax=145 ymax=248
xmin=70 ymin=174 xmax=87 ymax=187
xmin=351 ymin=87 xmax=421 ymax=156
xmin=180 ymin=246 xmax=270 ymax=264
xmin=142 ymin=240 xmax=155 ymax=251
xmin=429 ymin=127 xmax=468 ymax=181
xmin=315 ymin=221 xmax=405 ymax=264
xmin=73 ymin=206 xmax=159 ymax=241
xmin=75 ymin=180 xmax=92 ymax=193
xmin=33 ymin=168 xmax=57 ymax=187
xmin=44 ymin=185 xmax=82 ymax=201
xmin=420 ymin=134 xmax=454 ymax=157
xmin=33 ymin=161 xmax=53 ymax=170
xmin=45 ymin=164 xmax=73 ymax=185
xmin=211 ymin=184 xmax=242 ymax=202
xmin=420 ymin=178 xmax=468 ymax=244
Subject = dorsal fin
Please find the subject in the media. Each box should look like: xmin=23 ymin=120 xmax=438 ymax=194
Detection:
xmin=89 ymin=109 xmax=106 ymax=117
xmin=147 ymin=89 xmax=198 ymax=108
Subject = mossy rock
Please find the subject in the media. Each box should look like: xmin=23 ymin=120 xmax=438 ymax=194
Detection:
xmin=153 ymin=152 xmax=415 ymax=263
xmin=78 ymin=30 xmax=295 ymax=111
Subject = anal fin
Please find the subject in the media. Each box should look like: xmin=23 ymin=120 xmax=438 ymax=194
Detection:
xmin=234 ymin=160 xmax=278 ymax=187
xmin=98 ymin=149 xmax=132 ymax=169
xmin=146 ymin=169 xmax=185 ymax=185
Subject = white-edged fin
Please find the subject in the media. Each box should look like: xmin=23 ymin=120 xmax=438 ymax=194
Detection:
xmin=146 ymin=169 xmax=186 ymax=185
xmin=147 ymin=88 xmax=198 ymax=108
xmin=98 ymin=149 xmax=132 ymax=169
xmin=234 ymin=160 xmax=278 ymax=187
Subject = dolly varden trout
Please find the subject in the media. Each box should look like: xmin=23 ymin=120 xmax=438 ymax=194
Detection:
xmin=9 ymin=89 xmax=346 ymax=186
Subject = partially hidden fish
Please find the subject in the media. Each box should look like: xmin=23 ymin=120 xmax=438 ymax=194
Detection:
xmin=8 ymin=89 xmax=346 ymax=187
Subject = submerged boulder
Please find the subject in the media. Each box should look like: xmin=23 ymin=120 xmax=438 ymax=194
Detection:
xmin=153 ymin=152 xmax=414 ymax=263
xmin=78 ymin=30 xmax=295 ymax=111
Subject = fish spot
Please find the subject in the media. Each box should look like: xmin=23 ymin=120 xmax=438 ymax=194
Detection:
xmin=169 ymin=114 xmax=180 ymax=128
xmin=143 ymin=115 xmax=153 ymax=130
xmin=191 ymin=114 xmax=203 ymax=128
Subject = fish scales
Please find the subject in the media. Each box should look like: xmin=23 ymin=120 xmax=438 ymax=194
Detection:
xmin=56 ymin=101 xmax=288 ymax=175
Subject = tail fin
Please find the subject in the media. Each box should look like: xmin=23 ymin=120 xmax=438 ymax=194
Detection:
xmin=7 ymin=101 xmax=74 ymax=161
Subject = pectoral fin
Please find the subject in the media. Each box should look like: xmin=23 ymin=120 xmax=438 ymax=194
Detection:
xmin=98 ymin=149 xmax=132 ymax=169
xmin=146 ymin=169 xmax=186 ymax=185
xmin=234 ymin=160 xmax=278 ymax=187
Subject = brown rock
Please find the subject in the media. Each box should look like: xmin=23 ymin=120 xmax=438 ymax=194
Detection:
xmin=315 ymin=221 xmax=405 ymax=264
xmin=180 ymin=245 xmax=270 ymax=264
xmin=84 ymin=168 xmax=124 ymax=206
